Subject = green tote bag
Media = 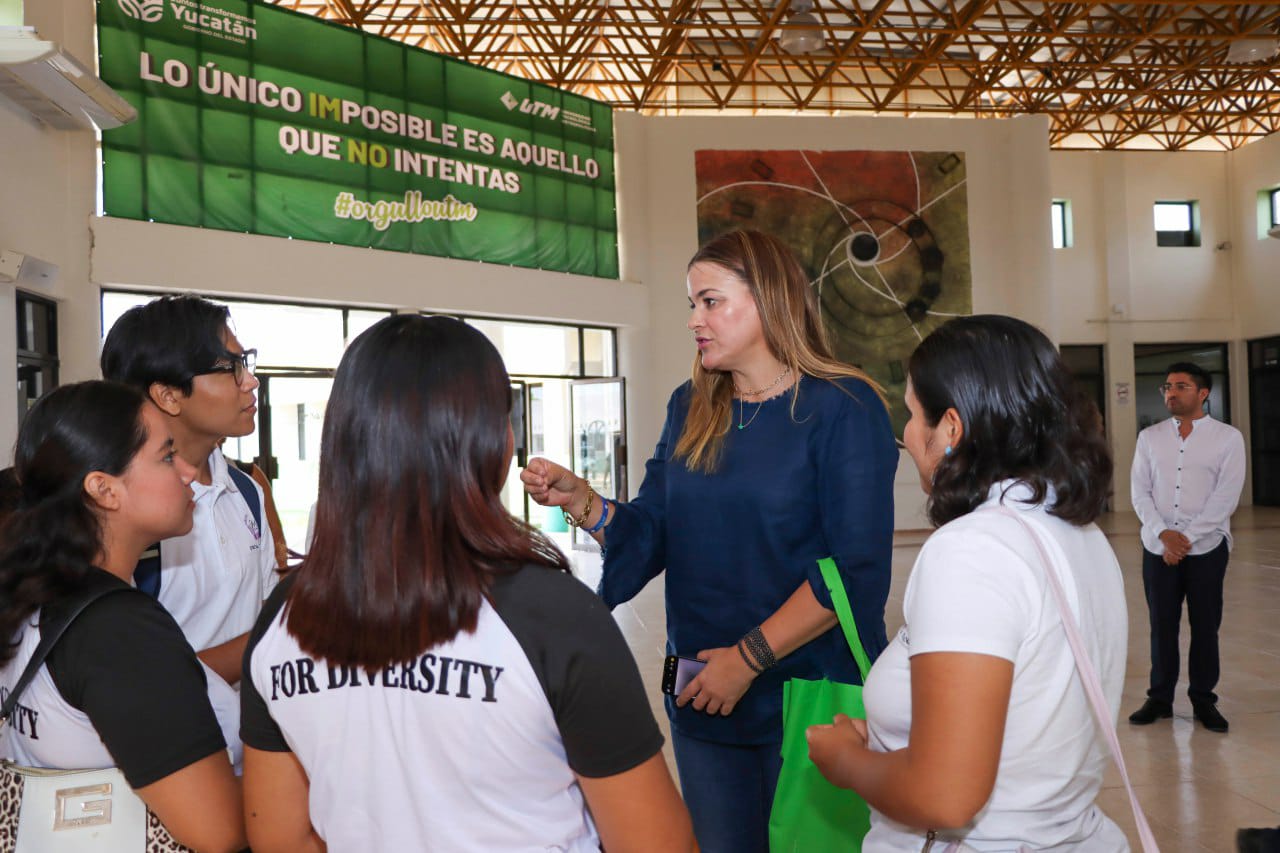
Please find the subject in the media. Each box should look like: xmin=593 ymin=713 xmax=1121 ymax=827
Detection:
xmin=768 ymin=557 xmax=873 ymax=853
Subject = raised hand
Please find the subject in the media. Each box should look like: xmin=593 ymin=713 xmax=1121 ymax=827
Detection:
xmin=520 ymin=457 xmax=583 ymax=509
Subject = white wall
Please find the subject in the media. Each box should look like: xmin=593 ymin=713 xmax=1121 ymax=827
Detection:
xmin=1049 ymin=150 xmax=1259 ymax=509
xmin=1227 ymin=131 xmax=1280 ymax=342
xmin=0 ymin=0 xmax=101 ymax=460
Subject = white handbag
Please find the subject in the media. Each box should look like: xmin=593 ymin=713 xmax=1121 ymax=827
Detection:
xmin=0 ymin=583 xmax=192 ymax=853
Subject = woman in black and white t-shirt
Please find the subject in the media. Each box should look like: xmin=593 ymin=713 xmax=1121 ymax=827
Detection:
xmin=0 ymin=381 xmax=245 ymax=852
xmin=241 ymin=315 xmax=695 ymax=853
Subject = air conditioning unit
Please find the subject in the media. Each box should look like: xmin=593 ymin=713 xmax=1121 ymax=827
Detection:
xmin=0 ymin=249 xmax=58 ymax=286
xmin=0 ymin=27 xmax=136 ymax=130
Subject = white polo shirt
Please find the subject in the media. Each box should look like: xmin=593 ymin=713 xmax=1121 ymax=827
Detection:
xmin=157 ymin=450 xmax=278 ymax=652
xmin=1131 ymin=416 xmax=1246 ymax=556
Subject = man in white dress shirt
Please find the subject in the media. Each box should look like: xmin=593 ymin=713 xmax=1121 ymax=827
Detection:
xmin=1129 ymin=362 xmax=1245 ymax=733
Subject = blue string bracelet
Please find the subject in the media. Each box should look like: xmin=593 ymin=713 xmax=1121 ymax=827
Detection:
xmin=583 ymin=495 xmax=610 ymax=534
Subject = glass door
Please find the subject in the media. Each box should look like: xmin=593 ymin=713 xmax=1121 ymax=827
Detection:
xmin=503 ymin=381 xmax=529 ymax=523
xmin=569 ymin=378 xmax=627 ymax=550
xmin=257 ymin=373 xmax=333 ymax=553
xmin=1250 ymin=337 xmax=1280 ymax=506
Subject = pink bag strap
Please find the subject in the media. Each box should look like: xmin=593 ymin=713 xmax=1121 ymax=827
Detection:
xmin=989 ymin=506 xmax=1160 ymax=853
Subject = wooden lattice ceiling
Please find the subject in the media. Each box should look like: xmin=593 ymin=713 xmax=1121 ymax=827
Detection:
xmin=266 ymin=1 xmax=1280 ymax=151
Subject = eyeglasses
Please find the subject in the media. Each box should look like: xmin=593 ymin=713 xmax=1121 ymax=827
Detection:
xmin=1158 ymin=382 xmax=1198 ymax=394
xmin=199 ymin=349 xmax=257 ymax=385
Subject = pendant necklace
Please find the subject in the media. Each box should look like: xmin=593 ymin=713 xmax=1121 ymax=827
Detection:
xmin=737 ymin=397 xmax=765 ymax=430
xmin=735 ymin=366 xmax=791 ymax=430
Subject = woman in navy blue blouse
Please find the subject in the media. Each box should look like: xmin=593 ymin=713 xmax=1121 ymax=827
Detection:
xmin=522 ymin=230 xmax=898 ymax=852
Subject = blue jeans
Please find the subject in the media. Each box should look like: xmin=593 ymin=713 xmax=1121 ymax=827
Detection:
xmin=671 ymin=731 xmax=783 ymax=853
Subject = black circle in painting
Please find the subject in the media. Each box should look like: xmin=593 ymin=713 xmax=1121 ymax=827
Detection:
xmin=851 ymin=232 xmax=880 ymax=262
xmin=905 ymin=299 xmax=930 ymax=323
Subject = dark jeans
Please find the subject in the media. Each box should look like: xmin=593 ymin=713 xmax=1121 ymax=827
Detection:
xmin=671 ymin=731 xmax=783 ymax=853
xmin=1142 ymin=539 xmax=1229 ymax=706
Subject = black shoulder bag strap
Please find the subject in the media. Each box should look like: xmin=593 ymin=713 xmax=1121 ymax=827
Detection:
xmin=0 ymin=577 xmax=131 ymax=730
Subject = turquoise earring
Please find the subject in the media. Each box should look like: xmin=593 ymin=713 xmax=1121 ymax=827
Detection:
xmin=944 ymin=445 xmax=953 ymax=456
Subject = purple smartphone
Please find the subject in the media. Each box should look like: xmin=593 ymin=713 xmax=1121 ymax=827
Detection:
xmin=661 ymin=655 xmax=707 ymax=695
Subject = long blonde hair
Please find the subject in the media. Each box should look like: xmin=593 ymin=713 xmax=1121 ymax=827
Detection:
xmin=674 ymin=230 xmax=888 ymax=473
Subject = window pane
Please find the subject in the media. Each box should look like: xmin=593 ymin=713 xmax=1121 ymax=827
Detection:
xmin=1134 ymin=344 xmax=1225 ymax=373
xmin=17 ymin=296 xmax=55 ymax=356
xmin=101 ymin=290 xmax=149 ymax=337
xmin=467 ymin=319 xmax=581 ymax=376
xmin=103 ymin=292 xmax=349 ymax=370
xmin=346 ymin=309 xmax=393 ymax=346
xmin=1051 ymin=202 xmax=1066 ymax=249
xmin=583 ymin=328 xmax=615 ymax=376
xmin=223 ymin=301 xmax=345 ymax=369
xmin=267 ymin=376 xmax=332 ymax=548
xmin=1272 ymin=189 xmax=1280 ymax=226
xmin=1154 ymin=202 xmax=1192 ymax=232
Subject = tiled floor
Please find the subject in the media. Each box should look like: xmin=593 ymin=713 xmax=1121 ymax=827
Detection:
xmin=566 ymin=506 xmax=1280 ymax=852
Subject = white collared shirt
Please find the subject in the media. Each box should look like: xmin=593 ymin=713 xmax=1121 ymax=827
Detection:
xmin=1131 ymin=415 xmax=1246 ymax=556
xmin=157 ymin=450 xmax=278 ymax=651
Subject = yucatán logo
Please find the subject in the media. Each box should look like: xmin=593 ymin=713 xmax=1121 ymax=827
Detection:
xmin=117 ymin=0 xmax=164 ymax=22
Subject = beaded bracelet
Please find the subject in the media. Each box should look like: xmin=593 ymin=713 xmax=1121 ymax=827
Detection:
xmin=743 ymin=626 xmax=777 ymax=670
xmin=737 ymin=638 xmax=764 ymax=674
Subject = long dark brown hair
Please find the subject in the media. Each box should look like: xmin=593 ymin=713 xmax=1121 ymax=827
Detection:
xmin=0 ymin=382 xmax=149 ymax=665
xmin=675 ymin=230 xmax=887 ymax=472
xmin=285 ymin=315 xmax=568 ymax=670
xmin=909 ymin=314 xmax=1112 ymax=527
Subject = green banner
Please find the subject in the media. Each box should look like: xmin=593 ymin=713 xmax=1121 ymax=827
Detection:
xmin=96 ymin=0 xmax=617 ymax=278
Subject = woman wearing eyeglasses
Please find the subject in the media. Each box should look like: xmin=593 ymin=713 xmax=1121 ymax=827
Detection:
xmin=101 ymin=295 xmax=278 ymax=687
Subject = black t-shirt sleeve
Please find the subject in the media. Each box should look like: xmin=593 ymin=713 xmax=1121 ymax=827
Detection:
xmin=239 ymin=574 xmax=294 ymax=752
xmin=489 ymin=565 xmax=664 ymax=778
xmin=46 ymin=585 xmax=227 ymax=789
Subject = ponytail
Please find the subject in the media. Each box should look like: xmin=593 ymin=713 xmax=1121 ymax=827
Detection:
xmin=0 ymin=382 xmax=148 ymax=665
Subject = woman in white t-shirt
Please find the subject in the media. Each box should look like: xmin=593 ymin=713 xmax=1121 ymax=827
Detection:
xmin=0 ymin=381 xmax=245 ymax=852
xmin=807 ymin=315 xmax=1129 ymax=852
xmin=240 ymin=315 xmax=695 ymax=852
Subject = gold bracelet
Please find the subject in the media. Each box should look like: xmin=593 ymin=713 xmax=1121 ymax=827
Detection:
xmin=563 ymin=486 xmax=594 ymax=529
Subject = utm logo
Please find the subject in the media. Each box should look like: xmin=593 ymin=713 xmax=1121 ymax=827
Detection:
xmin=117 ymin=0 xmax=164 ymax=22
xmin=500 ymin=91 xmax=519 ymax=111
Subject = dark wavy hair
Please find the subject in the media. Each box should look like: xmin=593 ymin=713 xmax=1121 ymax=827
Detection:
xmin=0 ymin=382 xmax=149 ymax=665
xmin=101 ymin=294 xmax=232 ymax=396
xmin=909 ymin=315 xmax=1112 ymax=527
xmin=285 ymin=315 xmax=568 ymax=670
